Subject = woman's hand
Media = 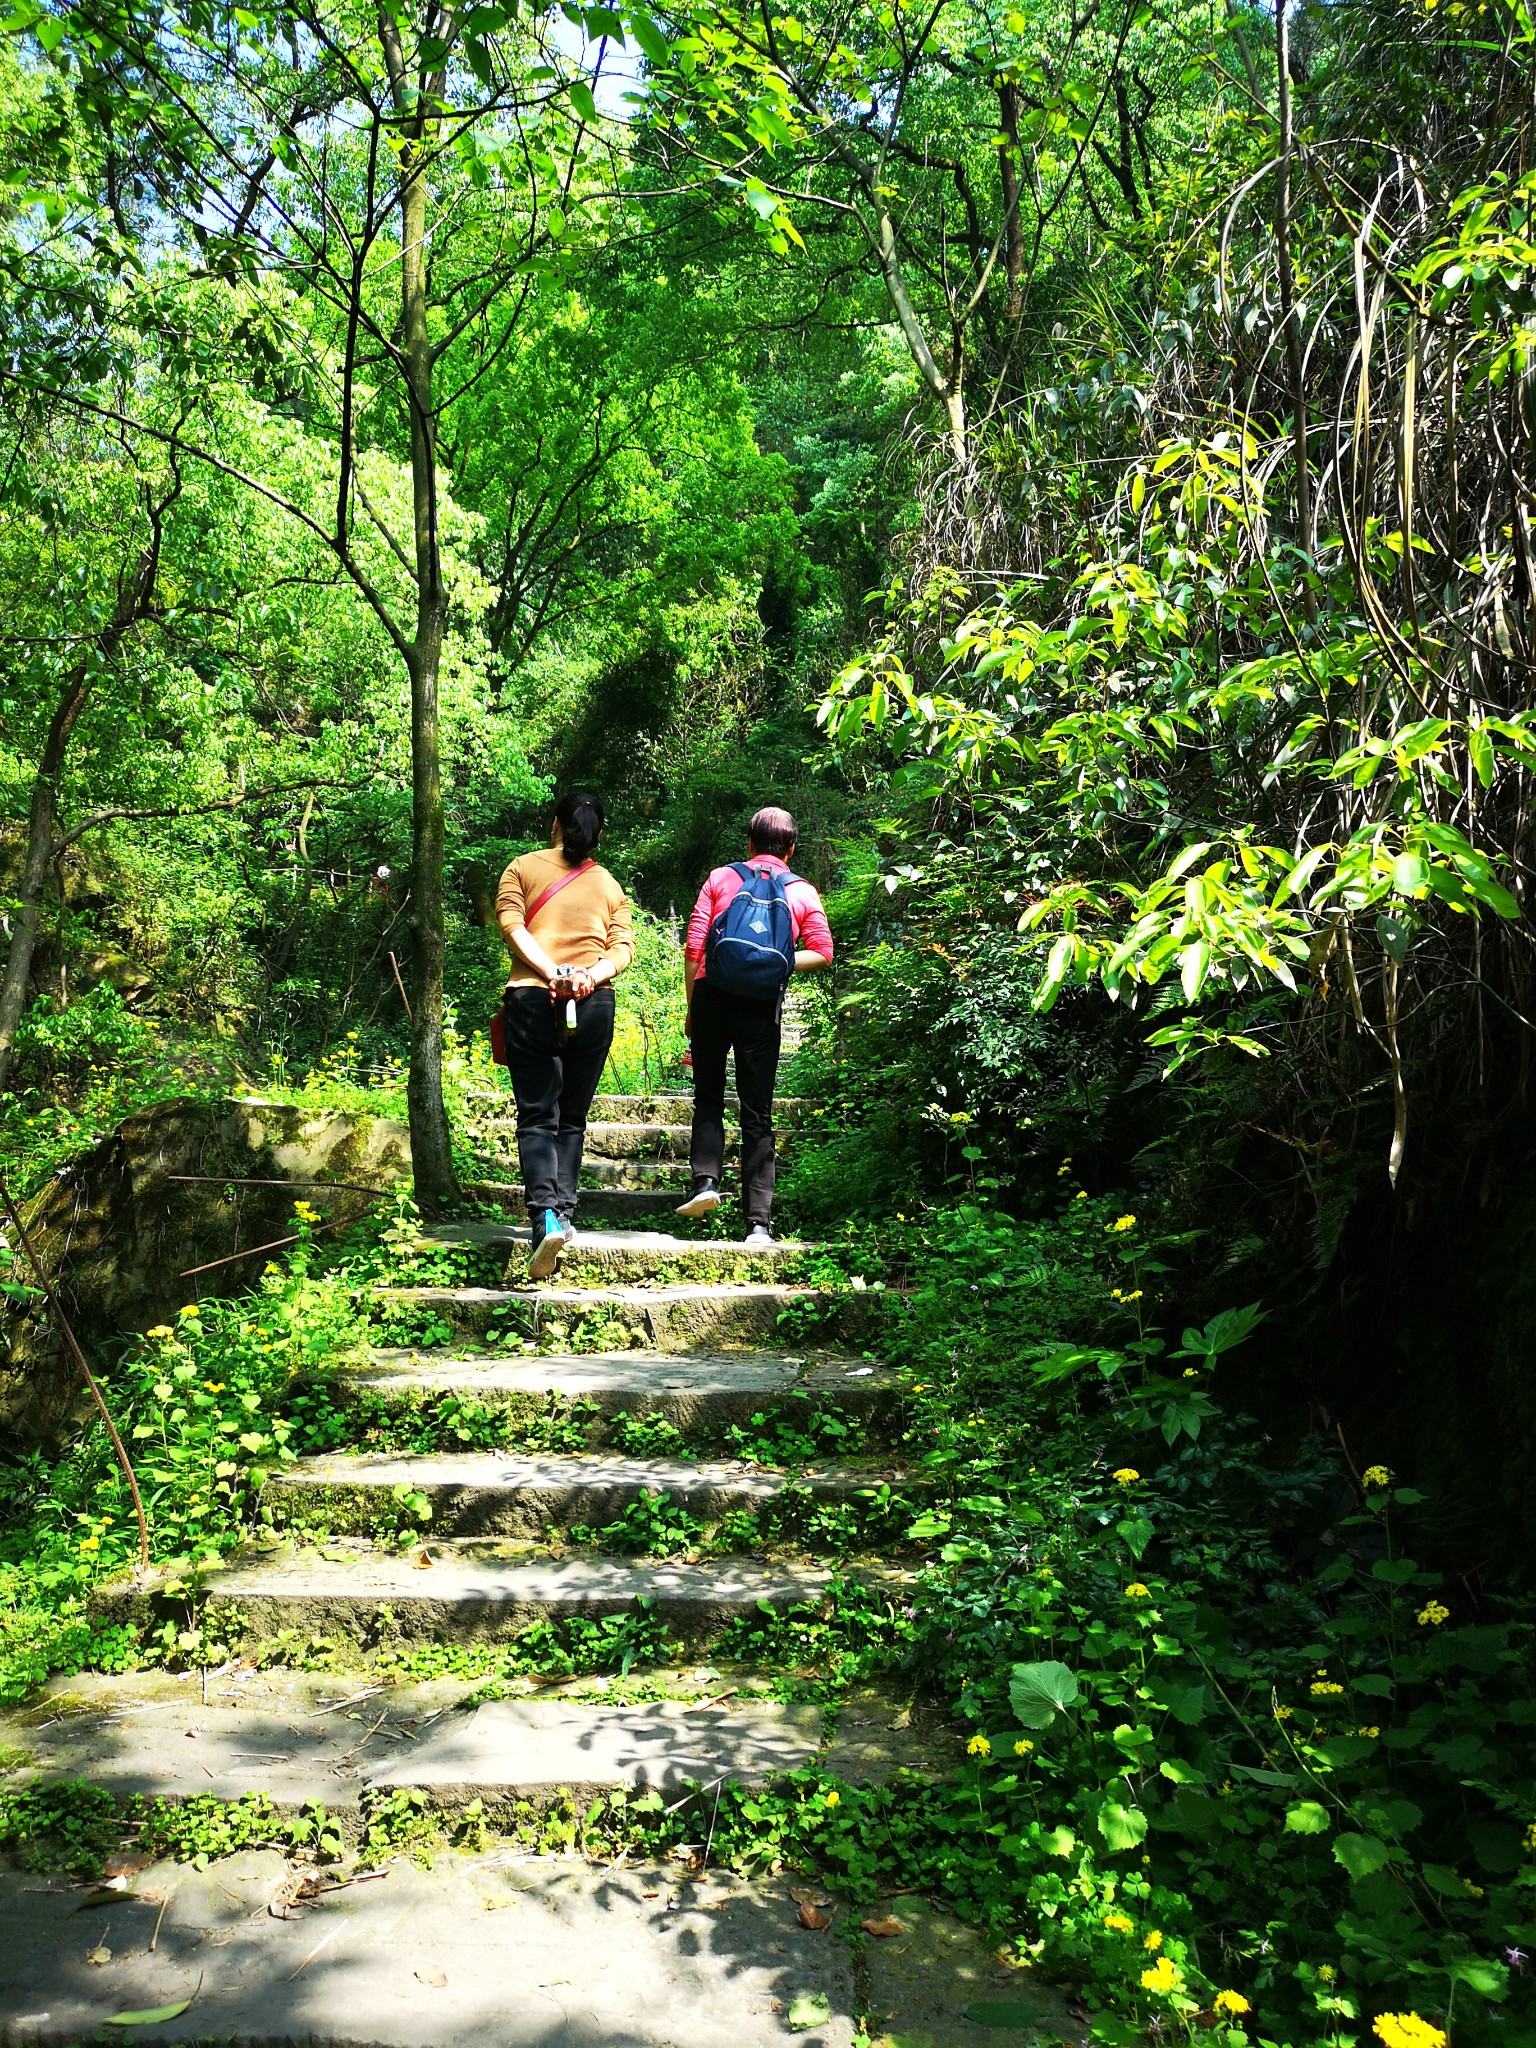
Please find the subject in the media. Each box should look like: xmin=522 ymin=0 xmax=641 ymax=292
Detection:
xmin=550 ymin=965 xmax=596 ymax=1002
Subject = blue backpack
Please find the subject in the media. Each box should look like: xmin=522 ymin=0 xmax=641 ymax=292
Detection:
xmin=705 ymin=862 xmax=799 ymax=1001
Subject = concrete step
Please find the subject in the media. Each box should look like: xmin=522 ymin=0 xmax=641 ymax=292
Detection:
xmin=466 ymin=1090 xmax=817 ymax=1129
xmin=348 ymin=1348 xmax=901 ymax=1440
xmin=5 ymin=1682 xmax=822 ymax=1809
xmin=465 ymin=1180 xmax=682 ymax=1224
xmin=372 ymin=1284 xmax=864 ymax=1353
xmin=423 ymin=1225 xmax=809 ymax=1287
xmin=469 ymin=1121 xmax=808 ymax=1163
xmin=266 ymin=1448 xmax=910 ymax=1537
xmin=103 ymin=1543 xmax=833 ymax=1645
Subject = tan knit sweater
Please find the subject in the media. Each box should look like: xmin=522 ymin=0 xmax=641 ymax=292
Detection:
xmin=495 ymin=848 xmax=635 ymax=991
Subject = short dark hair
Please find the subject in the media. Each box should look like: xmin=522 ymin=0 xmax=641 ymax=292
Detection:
xmin=748 ymin=805 xmax=797 ymax=858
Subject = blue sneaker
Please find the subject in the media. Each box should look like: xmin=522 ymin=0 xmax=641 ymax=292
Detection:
xmin=527 ymin=1210 xmax=566 ymax=1281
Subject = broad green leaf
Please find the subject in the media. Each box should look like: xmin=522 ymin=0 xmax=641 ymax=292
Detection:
xmin=1009 ymin=1660 xmax=1080 ymax=1728
xmin=1332 ymin=1832 xmax=1392 ymax=1881
xmin=104 ymin=2006 xmax=193 ymax=2027
xmin=568 ymin=77 xmax=598 ymax=123
xmin=1285 ymin=1800 xmax=1331 ymax=1834
xmin=1096 ymin=1799 xmax=1148 ymax=1851
xmin=1448 ymin=1957 xmax=1509 ymax=2001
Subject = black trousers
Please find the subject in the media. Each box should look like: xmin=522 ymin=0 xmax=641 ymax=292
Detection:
xmin=689 ymin=980 xmax=782 ymax=1229
xmin=501 ymin=985 xmax=615 ymax=1226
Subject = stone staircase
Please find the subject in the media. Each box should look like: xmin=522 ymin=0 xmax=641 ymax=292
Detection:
xmin=43 ymin=1088 xmax=914 ymax=1815
xmin=0 ymin=1091 xmax=1089 ymax=2048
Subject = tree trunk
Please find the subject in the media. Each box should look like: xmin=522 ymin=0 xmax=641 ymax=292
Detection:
xmin=1275 ymin=0 xmax=1317 ymax=627
xmin=0 ymin=539 xmax=162 ymax=1094
xmin=397 ymin=98 xmax=460 ymax=1219
xmin=997 ymin=82 xmax=1026 ymax=321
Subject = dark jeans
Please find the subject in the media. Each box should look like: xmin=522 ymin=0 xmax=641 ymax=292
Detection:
xmin=689 ymin=980 xmax=782 ymax=1230
xmin=501 ymin=985 xmax=615 ymax=1227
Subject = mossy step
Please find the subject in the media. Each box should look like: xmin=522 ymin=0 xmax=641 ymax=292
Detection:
xmin=467 ymin=1090 xmax=817 ymax=1128
xmin=464 ymin=1181 xmax=682 ymax=1223
xmin=423 ymin=1224 xmax=811 ymax=1287
xmin=372 ymin=1283 xmax=867 ymax=1352
xmin=100 ymin=1542 xmax=834 ymax=1646
xmin=470 ymin=1122 xmax=807 ymax=1162
xmin=1 ymin=1691 xmax=823 ymax=1811
xmin=344 ymin=1347 xmax=901 ymax=1442
xmin=266 ymin=1448 xmax=915 ymax=1537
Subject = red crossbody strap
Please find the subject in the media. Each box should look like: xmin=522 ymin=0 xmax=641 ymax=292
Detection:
xmin=524 ymin=859 xmax=596 ymax=927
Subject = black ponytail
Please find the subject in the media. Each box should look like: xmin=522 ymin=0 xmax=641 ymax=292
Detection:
xmin=553 ymin=789 xmax=604 ymax=865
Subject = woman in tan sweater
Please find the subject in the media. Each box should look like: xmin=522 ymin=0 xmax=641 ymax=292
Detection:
xmin=496 ymin=791 xmax=634 ymax=1278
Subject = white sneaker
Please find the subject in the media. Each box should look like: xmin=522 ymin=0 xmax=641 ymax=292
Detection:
xmin=744 ymin=1225 xmax=774 ymax=1248
xmin=676 ymin=1180 xmax=721 ymax=1219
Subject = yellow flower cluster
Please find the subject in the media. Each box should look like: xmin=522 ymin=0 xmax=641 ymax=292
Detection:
xmin=967 ymin=1734 xmax=991 ymax=1757
xmin=1310 ymin=1680 xmax=1345 ymax=1696
xmin=1362 ymin=1465 xmax=1392 ymax=1487
xmin=1109 ymin=1214 xmax=1137 ymax=1233
xmin=293 ymin=1199 xmax=320 ymax=1222
xmin=1112 ymin=1468 xmax=1140 ymax=1485
xmin=1523 ymin=1819 xmax=1536 ymax=1852
xmin=1013 ymin=1739 xmax=1034 ymax=1756
xmin=1372 ymin=2014 xmax=1447 ymax=2048
xmin=1124 ymin=1583 xmax=1152 ymax=1599
xmin=1110 ymin=1288 xmax=1144 ymax=1302
xmin=1273 ymin=1705 xmax=1294 ymax=1720
xmin=1143 ymin=1930 xmax=1163 ymax=1951
xmin=1140 ymin=1956 xmax=1179 ymax=1995
xmin=1102 ymin=1912 xmax=1134 ymax=1935
xmin=1417 ymin=1601 xmax=1450 ymax=1627
xmin=824 ymin=1791 xmax=840 ymax=1808
xmin=144 ymin=1324 xmax=174 ymax=1341
xmin=1214 ymin=1992 xmax=1251 ymax=2016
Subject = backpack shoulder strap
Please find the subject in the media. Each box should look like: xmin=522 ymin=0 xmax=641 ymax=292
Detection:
xmin=525 ymin=858 xmax=596 ymax=927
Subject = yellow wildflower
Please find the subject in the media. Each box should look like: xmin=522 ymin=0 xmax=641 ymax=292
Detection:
xmin=824 ymin=1791 xmax=840 ymax=1808
xmin=1182 ymin=1368 xmax=1199 ymax=1378
xmin=1109 ymin=1214 xmax=1136 ymax=1233
xmin=178 ymin=1304 xmax=200 ymax=1319
xmin=1112 ymin=1468 xmax=1140 ymax=1485
xmin=1372 ymin=2015 xmax=1447 ymax=2048
xmin=1214 ymin=1992 xmax=1251 ymax=2016
xmin=1362 ymin=1465 xmax=1391 ymax=1487
xmin=1318 ymin=1966 xmax=1335 ymax=1984
xmin=1417 ymin=1600 xmax=1450 ymax=1627
xmin=1310 ymin=1680 xmax=1345 ymax=1696
xmin=1013 ymin=1739 xmax=1034 ymax=1756
xmin=144 ymin=1325 xmax=173 ymax=1341
xmin=1124 ymin=1583 xmax=1151 ymax=1599
xmin=1462 ymin=1878 xmax=1484 ymax=1898
xmin=1102 ymin=1912 xmax=1134 ymax=1934
xmin=1273 ymin=1705 xmax=1294 ymax=1720
xmin=79 ymin=1536 xmax=99 ymax=1553
xmin=1140 ymin=1956 xmax=1178 ymax=1995
xmin=1523 ymin=1819 xmax=1536 ymax=1851
xmin=1143 ymin=1930 xmax=1163 ymax=1951
xmin=967 ymin=1734 xmax=992 ymax=1758
xmin=1075 ymin=1190 xmax=1089 ymax=1201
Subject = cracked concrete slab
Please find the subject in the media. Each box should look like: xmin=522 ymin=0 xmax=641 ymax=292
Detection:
xmin=0 ymin=1852 xmax=858 ymax=2048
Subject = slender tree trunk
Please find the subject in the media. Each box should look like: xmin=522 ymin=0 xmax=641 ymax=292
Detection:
xmin=1275 ymin=0 xmax=1318 ymax=626
xmin=397 ymin=105 xmax=460 ymax=1219
xmin=997 ymin=82 xmax=1026 ymax=321
xmin=0 ymin=537 xmax=162 ymax=1093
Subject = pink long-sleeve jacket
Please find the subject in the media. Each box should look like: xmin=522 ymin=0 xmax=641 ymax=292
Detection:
xmin=684 ymin=855 xmax=834 ymax=983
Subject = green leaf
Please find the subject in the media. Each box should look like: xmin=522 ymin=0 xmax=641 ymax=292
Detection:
xmin=788 ymin=1994 xmax=832 ymax=2031
xmin=104 ymin=2005 xmax=194 ymax=2027
xmin=568 ymin=77 xmax=598 ymax=122
xmin=1332 ymin=1833 xmax=1392 ymax=1881
xmin=1448 ymin=1957 xmax=1509 ymax=2001
xmin=1096 ymin=1800 xmax=1148 ymax=1852
xmin=1285 ymin=1800 xmax=1331 ymax=1835
xmin=629 ymin=10 xmax=669 ymax=63
xmin=1115 ymin=1516 xmax=1154 ymax=1559
xmin=1009 ymin=1660 xmax=1080 ymax=1728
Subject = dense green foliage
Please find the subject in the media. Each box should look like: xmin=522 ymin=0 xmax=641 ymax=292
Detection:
xmin=3 ymin=0 xmax=1536 ymax=2042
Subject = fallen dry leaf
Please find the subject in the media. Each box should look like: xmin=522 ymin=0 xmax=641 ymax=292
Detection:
xmin=888 ymin=1705 xmax=914 ymax=1731
xmin=86 ymin=1945 xmax=112 ymax=1966
xmin=415 ymin=1968 xmax=447 ymax=1988
xmin=798 ymin=1903 xmax=834 ymax=1931
xmin=789 ymin=1885 xmax=833 ymax=1908
xmin=861 ymin=1916 xmax=905 ymax=1938
xmin=412 ymin=1549 xmax=434 ymax=1570
xmin=103 ymin=1853 xmax=152 ymax=1880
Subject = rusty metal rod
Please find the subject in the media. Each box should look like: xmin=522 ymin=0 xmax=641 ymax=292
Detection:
xmin=178 ymin=1209 xmax=369 ymax=1279
xmin=166 ymin=1175 xmax=383 ymax=1193
xmin=0 ymin=1179 xmax=149 ymax=1576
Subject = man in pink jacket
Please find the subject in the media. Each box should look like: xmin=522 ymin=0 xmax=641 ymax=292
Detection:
xmin=677 ymin=807 xmax=833 ymax=1243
